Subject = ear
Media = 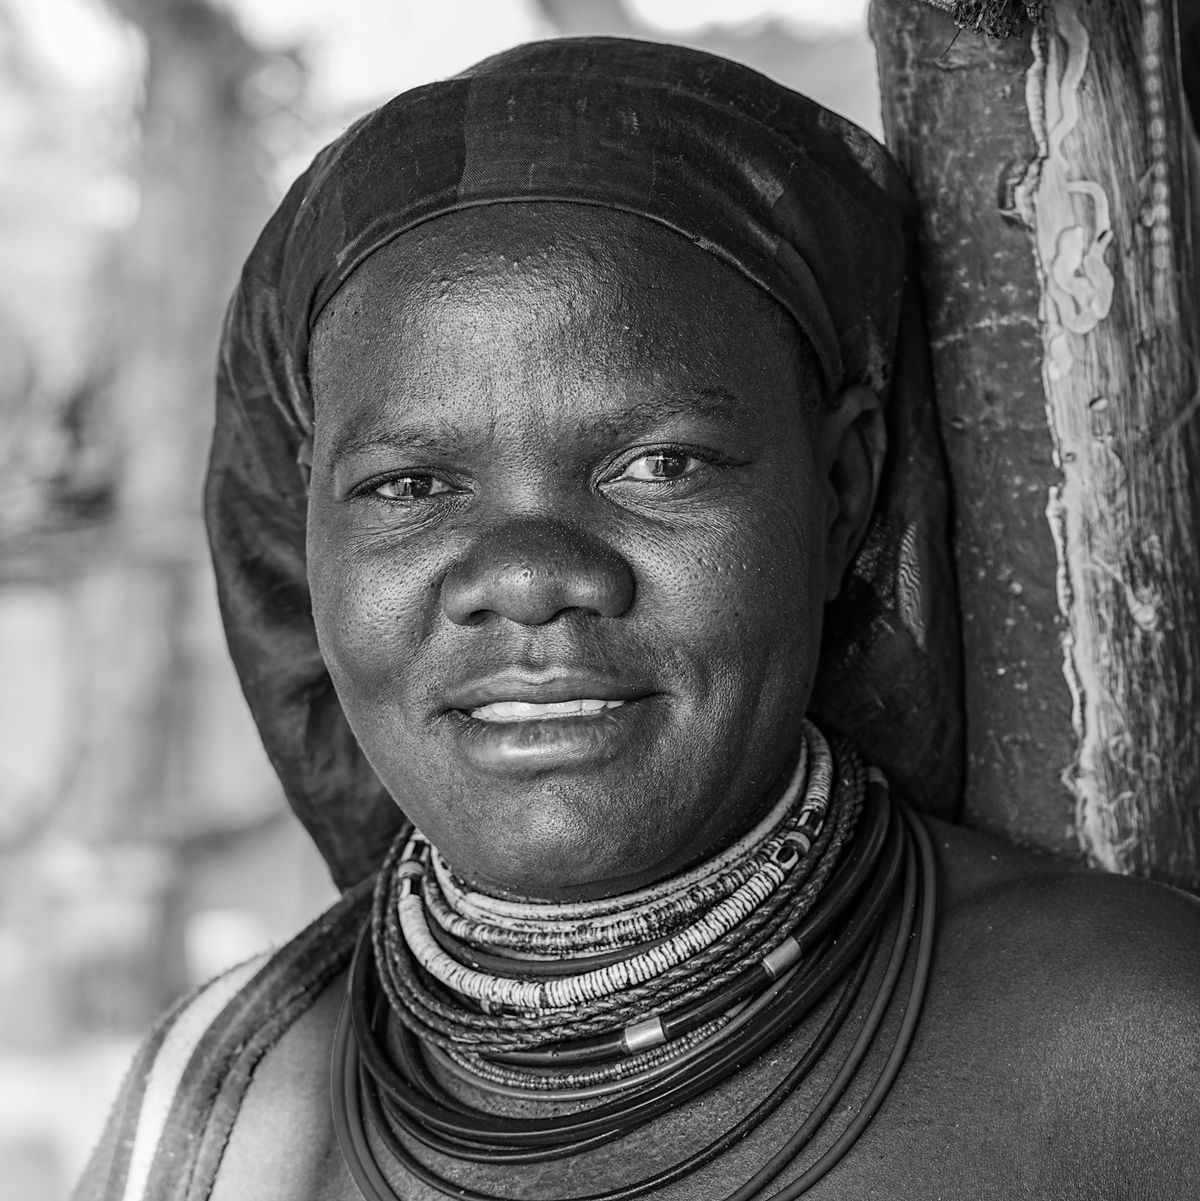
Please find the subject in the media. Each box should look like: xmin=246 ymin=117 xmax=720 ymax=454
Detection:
xmin=818 ymin=383 xmax=886 ymax=602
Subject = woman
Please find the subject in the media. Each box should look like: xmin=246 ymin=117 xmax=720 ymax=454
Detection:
xmin=77 ymin=38 xmax=1200 ymax=1201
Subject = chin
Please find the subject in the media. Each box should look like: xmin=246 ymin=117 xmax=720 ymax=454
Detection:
xmin=440 ymin=789 xmax=675 ymax=901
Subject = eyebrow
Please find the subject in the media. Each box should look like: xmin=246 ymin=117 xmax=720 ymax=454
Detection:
xmin=327 ymin=419 xmax=487 ymax=465
xmin=592 ymin=387 xmax=750 ymax=433
xmin=325 ymin=385 xmax=751 ymax=464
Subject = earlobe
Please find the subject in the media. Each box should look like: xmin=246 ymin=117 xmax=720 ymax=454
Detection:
xmin=822 ymin=384 xmax=886 ymax=601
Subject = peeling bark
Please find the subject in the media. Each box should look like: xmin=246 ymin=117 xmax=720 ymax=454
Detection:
xmin=874 ymin=0 xmax=1200 ymax=888
xmin=873 ymin=2 xmax=1078 ymax=857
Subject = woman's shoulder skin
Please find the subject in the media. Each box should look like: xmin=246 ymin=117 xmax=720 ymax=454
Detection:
xmin=209 ymin=822 xmax=1200 ymax=1200
xmin=870 ymin=818 xmax=1200 ymax=1198
xmin=933 ymin=815 xmax=1200 ymax=1029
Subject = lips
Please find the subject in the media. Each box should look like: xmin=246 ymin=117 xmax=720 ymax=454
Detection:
xmin=470 ymin=698 xmax=627 ymax=722
xmin=440 ymin=671 xmax=659 ymax=773
xmin=444 ymin=671 xmax=651 ymax=714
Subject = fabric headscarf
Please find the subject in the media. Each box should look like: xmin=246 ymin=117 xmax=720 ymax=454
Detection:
xmin=207 ymin=37 xmax=962 ymax=891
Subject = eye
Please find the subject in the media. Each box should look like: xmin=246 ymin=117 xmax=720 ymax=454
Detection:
xmin=617 ymin=450 xmax=701 ymax=482
xmin=372 ymin=473 xmax=454 ymax=500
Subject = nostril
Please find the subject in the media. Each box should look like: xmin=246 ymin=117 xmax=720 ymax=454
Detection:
xmin=440 ymin=520 xmax=635 ymax=627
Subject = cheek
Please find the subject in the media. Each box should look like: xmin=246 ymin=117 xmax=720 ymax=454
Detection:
xmin=307 ymin=518 xmax=432 ymax=707
xmin=751 ymin=504 xmax=825 ymax=637
xmin=627 ymin=495 xmax=824 ymax=683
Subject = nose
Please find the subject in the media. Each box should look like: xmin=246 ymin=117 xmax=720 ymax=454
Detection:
xmin=440 ymin=517 xmax=635 ymax=627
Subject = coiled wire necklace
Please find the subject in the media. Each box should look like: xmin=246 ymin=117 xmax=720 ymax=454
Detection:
xmin=331 ymin=720 xmax=938 ymax=1200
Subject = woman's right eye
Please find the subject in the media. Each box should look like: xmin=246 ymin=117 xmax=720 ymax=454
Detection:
xmin=372 ymin=473 xmax=453 ymax=500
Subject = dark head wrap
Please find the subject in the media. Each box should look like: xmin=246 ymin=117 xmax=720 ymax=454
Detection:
xmin=208 ymin=38 xmax=962 ymax=891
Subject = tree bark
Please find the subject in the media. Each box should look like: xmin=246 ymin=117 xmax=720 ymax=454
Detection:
xmin=873 ymin=0 xmax=1200 ymax=888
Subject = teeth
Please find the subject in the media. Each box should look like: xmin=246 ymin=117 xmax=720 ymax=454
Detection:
xmin=470 ymin=698 xmax=626 ymax=723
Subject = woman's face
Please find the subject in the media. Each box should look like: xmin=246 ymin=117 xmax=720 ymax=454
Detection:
xmin=307 ymin=204 xmax=878 ymax=899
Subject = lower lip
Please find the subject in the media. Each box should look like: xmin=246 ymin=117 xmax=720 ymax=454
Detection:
xmin=447 ymin=698 xmax=657 ymax=774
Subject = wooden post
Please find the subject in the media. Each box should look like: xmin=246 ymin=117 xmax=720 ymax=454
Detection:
xmin=872 ymin=0 xmax=1200 ymax=888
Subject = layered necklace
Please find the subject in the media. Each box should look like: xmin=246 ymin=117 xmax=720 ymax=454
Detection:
xmin=332 ymin=720 xmax=937 ymax=1200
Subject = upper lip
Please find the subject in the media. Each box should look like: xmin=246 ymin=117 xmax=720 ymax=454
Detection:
xmin=444 ymin=672 xmax=653 ymax=712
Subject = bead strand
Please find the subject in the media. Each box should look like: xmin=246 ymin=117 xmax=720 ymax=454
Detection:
xmin=372 ymin=743 xmax=861 ymax=1052
xmin=371 ymin=726 xmax=862 ymax=1058
xmin=400 ymin=855 xmax=792 ymax=1011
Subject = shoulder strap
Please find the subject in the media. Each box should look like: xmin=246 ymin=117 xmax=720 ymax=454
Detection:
xmin=72 ymin=882 xmax=372 ymax=1201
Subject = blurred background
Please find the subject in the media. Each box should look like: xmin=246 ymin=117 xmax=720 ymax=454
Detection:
xmin=0 ymin=1 xmax=876 ymax=1195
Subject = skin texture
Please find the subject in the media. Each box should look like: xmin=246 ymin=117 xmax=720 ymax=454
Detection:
xmin=211 ymin=820 xmax=1200 ymax=1201
xmin=306 ymin=203 xmax=883 ymax=900
xmin=206 ymin=205 xmax=1200 ymax=1200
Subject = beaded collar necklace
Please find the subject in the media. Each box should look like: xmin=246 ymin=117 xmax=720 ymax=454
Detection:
xmin=331 ymin=721 xmax=938 ymax=1200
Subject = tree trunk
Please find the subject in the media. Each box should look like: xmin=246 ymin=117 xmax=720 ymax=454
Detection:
xmin=53 ymin=0 xmax=277 ymax=1027
xmin=872 ymin=0 xmax=1200 ymax=888
xmin=70 ymin=0 xmax=272 ymax=845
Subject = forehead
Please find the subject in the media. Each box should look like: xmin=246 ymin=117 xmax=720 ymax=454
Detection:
xmin=308 ymin=203 xmax=813 ymax=428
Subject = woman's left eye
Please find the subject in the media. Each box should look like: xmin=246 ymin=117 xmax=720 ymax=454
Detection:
xmin=616 ymin=451 xmax=701 ymax=482
xmin=372 ymin=473 xmax=453 ymax=500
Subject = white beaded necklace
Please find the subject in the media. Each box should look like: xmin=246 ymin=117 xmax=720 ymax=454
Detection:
xmin=397 ymin=721 xmax=833 ymax=1013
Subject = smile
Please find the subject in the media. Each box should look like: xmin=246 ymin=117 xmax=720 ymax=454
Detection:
xmin=444 ymin=691 xmax=658 ymax=776
xmin=469 ymin=698 xmax=627 ymax=722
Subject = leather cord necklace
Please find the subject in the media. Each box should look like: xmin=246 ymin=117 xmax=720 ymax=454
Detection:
xmin=331 ymin=733 xmax=937 ymax=1200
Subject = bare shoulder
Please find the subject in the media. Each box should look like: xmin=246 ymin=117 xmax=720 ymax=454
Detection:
xmin=929 ymin=814 xmax=1200 ymax=997
xmin=909 ymin=816 xmax=1200 ymax=1193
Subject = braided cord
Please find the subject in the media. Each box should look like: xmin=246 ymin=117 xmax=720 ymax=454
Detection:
xmin=375 ymin=778 xmax=857 ymax=1051
xmin=372 ymin=735 xmax=862 ymax=1053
